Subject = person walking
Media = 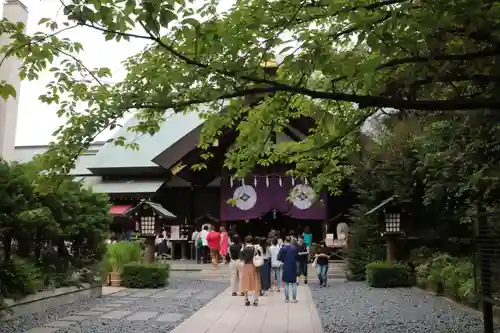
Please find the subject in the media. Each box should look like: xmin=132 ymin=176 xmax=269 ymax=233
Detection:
xmin=303 ymin=226 xmax=313 ymax=260
xmin=296 ymin=235 xmax=309 ymax=285
xmin=228 ymin=234 xmax=243 ymax=296
xmin=240 ymin=236 xmax=260 ymax=306
xmin=199 ymin=225 xmax=209 ymax=263
xmin=220 ymin=226 xmax=229 ymax=264
xmin=278 ymin=236 xmax=299 ymax=303
xmin=258 ymin=237 xmax=271 ymax=295
xmin=315 ymin=241 xmax=330 ymax=287
xmin=269 ymin=237 xmax=283 ymax=292
xmin=206 ymin=226 xmax=221 ymax=270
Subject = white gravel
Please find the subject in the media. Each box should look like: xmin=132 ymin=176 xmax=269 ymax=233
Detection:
xmin=2 ymin=278 xmax=227 ymax=333
xmin=309 ymin=281 xmax=500 ymax=333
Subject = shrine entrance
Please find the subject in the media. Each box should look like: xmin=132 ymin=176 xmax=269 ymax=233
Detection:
xmin=232 ymin=211 xmax=323 ymax=240
xmin=220 ymin=175 xmax=327 ymax=242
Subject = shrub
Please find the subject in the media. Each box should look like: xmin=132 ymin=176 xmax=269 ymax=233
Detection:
xmin=121 ymin=263 xmax=170 ymax=288
xmin=366 ymin=261 xmax=411 ymax=288
xmin=0 ymin=258 xmax=44 ymax=298
xmin=424 ymin=253 xmax=455 ymax=294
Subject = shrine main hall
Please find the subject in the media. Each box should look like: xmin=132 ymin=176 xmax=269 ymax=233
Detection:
xmin=14 ymin=108 xmax=352 ymax=250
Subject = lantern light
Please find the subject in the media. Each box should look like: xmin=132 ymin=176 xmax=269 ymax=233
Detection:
xmin=140 ymin=216 xmax=156 ymax=236
xmin=385 ymin=213 xmax=401 ymax=233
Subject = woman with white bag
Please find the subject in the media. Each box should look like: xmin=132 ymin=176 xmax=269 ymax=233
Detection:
xmin=239 ymin=236 xmax=261 ymax=306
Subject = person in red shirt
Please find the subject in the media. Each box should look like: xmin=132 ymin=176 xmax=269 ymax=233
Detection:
xmin=206 ymin=226 xmax=221 ymax=270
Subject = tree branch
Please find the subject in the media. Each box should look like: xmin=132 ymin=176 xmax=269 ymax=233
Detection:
xmin=378 ymin=48 xmax=500 ymax=69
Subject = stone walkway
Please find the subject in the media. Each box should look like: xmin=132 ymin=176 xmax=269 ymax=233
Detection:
xmin=17 ymin=279 xmax=321 ymax=333
xmin=17 ymin=280 xmax=228 ymax=333
xmin=170 ymin=286 xmax=323 ymax=333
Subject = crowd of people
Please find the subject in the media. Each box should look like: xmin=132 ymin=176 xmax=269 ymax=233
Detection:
xmin=192 ymin=225 xmax=331 ymax=306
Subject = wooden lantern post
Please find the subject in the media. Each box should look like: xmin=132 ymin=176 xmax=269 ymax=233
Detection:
xmin=365 ymin=196 xmax=403 ymax=263
xmin=381 ymin=212 xmax=402 ymax=263
xmin=137 ymin=206 xmax=157 ymax=264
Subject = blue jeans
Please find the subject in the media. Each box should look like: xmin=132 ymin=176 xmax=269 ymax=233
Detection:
xmin=316 ymin=264 xmax=328 ymax=286
xmin=272 ymin=266 xmax=282 ymax=289
xmin=284 ymin=282 xmax=297 ymax=300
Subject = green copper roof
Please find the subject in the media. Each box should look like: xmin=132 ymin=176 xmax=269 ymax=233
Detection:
xmin=89 ymin=109 xmax=206 ymax=170
xmin=82 ymin=177 xmax=164 ymax=194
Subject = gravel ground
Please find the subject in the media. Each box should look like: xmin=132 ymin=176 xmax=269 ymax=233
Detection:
xmin=309 ymin=281 xmax=500 ymax=333
xmin=2 ymin=278 xmax=228 ymax=333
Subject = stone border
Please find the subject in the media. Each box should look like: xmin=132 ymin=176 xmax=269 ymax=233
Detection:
xmin=2 ymin=284 xmax=102 ymax=319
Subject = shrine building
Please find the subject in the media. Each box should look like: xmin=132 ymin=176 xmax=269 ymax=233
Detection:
xmin=14 ymin=107 xmax=353 ymax=257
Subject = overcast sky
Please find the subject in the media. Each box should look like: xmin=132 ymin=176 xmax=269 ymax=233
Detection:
xmin=2 ymin=0 xmax=148 ymax=146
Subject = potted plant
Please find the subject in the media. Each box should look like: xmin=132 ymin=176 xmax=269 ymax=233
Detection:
xmin=103 ymin=241 xmax=143 ymax=286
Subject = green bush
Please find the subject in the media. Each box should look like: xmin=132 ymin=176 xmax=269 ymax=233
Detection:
xmin=421 ymin=253 xmax=455 ymax=294
xmin=366 ymin=261 xmax=411 ymax=288
xmin=415 ymin=253 xmax=474 ymax=301
xmin=121 ymin=263 xmax=170 ymax=288
xmin=0 ymin=258 xmax=44 ymax=298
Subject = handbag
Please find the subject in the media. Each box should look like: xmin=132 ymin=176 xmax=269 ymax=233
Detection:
xmin=253 ymin=247 xmax=264 ymax=267
xmin=312 ymin=256 xmax=318 ymax=268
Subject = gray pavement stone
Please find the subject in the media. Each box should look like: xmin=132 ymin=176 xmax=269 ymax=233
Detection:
xmin=60 ymin=315 xmax=88 ymax=321
xmin=99 ymin=310 xmax=133 ymax=319
xmin=156 ymin=312 xmax=185 ymax=322
xmin=23 ymin=328 xmax=59 ymax=333
xmin=45 ymin=321 xmax=74 ymax=328
xmin=196 ymin=291 xmax=216 ymax=300
xmin=151 ymin=289 xmax=179 ymax=298
xmin=91 ymin=306 xmax=116 ymax=312
xmin=128 ymin=290 xmax=156 ymax=297
xmin=125 ymin=311 xmax=159 ymax=321
xmin=99 ymin=303 xmax=124 ymax=308
xmin=77 ymin=310 xmax=103 ymax=316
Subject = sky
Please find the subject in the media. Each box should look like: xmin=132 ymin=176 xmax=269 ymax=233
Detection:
xmin=2 ymin=0 xmax=150 ymax=146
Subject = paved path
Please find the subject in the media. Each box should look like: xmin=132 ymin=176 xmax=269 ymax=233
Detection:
xmin=171 ymin=286 xmax=323 ymax=333
xmin=17 ymin=280 xmax=228 ymax=333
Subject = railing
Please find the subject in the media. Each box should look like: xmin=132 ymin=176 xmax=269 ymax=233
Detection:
xmin=472 ymin=211 xmax=500 ymax=333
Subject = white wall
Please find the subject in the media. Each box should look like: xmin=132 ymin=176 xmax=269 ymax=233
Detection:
xmin=0 ymin=0 xmax=28 ymax=160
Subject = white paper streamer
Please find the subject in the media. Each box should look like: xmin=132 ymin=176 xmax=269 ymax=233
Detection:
xmin=266 ymin=176 xmax=270 ymax=187
xmin=278 ymin=176 xmax=283 ymax=187
xmin=230 ymin=176 xmax=234 ymax=188
xmin=253 ymin=176 xmax=257 ymax=187
xmin=304 ymin=178 xmax=309 ymax=185
xmin=292 ymin=177 xmax=295 ymax=186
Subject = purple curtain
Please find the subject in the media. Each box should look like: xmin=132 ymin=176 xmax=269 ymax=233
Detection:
xmin=219 ymin=176 xmax=327 ymax=221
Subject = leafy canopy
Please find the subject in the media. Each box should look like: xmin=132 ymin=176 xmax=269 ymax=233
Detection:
xmin=1 ymin=0 xmax=498 ymax=190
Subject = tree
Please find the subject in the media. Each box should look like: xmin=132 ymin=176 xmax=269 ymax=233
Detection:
xmin=0 ymin=159 xmax=111 ymax=298
xmin=1 ymin=0 xmax=499 ymax=188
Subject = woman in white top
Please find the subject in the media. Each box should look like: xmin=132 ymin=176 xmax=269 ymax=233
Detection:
xmin=257 ymin=237 xmax=272 ymax=295
xmin=269 ymin=237 xmax=283 ymax=292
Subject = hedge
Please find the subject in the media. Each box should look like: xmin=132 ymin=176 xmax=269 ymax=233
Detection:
xmin=121 ymin=263 xmax=170 ymax=288
xmin=366 ymin=261 xmax=412 ymax=288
